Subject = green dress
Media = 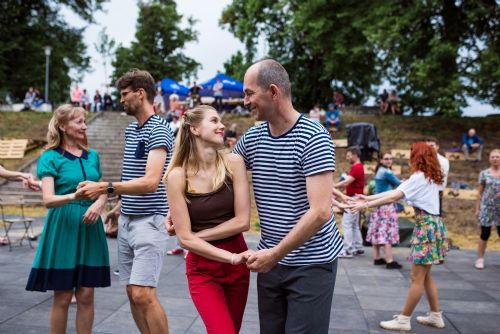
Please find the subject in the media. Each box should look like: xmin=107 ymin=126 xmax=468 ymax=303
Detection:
xmin=26 ymin=148 xmax=110 ymax=292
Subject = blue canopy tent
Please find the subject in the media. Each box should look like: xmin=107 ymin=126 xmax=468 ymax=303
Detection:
xmin=199 ymin=73 xmax=244 ymax=98
xmin=159 ymin=78 xmax=189 ymax=97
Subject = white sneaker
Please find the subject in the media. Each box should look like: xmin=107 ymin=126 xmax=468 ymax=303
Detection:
xmin=416 ymin=311 xmax=445 ymax=328
xmin=380 ymin=314 xmax=411 ymax=331
xmin=475 ymin=258 xmax=485 ymax=270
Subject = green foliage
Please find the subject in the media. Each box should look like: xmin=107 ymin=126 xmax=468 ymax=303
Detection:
xmin=221 ymin=0 xmax=500 ymax=116
xmin=0 ymin=0 xmax=106 ymax=103
xmin=220 ymin=0 xmax=378 ymax=109
xmin=111 ymin=0 xmax=200 ymax=85
xmin=223 ymin=51 xmax=249 ymax=81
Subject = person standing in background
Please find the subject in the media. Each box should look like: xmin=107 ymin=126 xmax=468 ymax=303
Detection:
xmin=334 ymin=146 xmax=365 ymax=258
xmin=213 ymin=78 xmax=224 ymax=112
xmin=474 ymin=149 xmax=500 ymax=270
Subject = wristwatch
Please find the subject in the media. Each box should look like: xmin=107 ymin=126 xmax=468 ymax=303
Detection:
xmin=106 ymin=182 xmax=115 ymax=194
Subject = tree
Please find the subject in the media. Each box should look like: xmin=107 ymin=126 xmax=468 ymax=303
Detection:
xmin=94 ymin=28 xmax=116 ymax=87
xmin=111 ymin=0 xmax=200 ymax=86
xmin=220 ymin=0 xmax=378 ymax=109
xmin=363 ymin=0 xmax=500 ymax=115
xmin=221 ymin=0 xmax=500 ymax=116
xmin=222 ymin=51 xmax=249 ymax=81
xmin=0 ymin=0 xmax=106 ymax=103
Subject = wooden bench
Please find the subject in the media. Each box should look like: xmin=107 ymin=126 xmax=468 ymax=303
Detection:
xmin=445 ymin=152 xmax=465 ymax=161
xmin=391 ymin=149 xmax=411 ymax=160
xmin=443 ymin=188 xmax=477 ymax=200
xmin=0 ymin=139 xmax=29 ymax=159
xmin=398 ymin=205 xmax=415 ymax=218
xmin=364 ymin=164 xmax=401 ymax=175
xmin=333 ymin=139 xmax=348 ymax=148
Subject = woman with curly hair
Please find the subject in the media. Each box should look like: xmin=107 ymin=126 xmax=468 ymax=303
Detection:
xmin=350 ymin=142 xmax=449 ymax=331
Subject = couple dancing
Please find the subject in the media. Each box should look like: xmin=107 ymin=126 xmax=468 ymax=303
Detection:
xmin=166 ymin=59 xmax=342 ymax=333
xmin=155 ymin=59 xmax=451 ymax=333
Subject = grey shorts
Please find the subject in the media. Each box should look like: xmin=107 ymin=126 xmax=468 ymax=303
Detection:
xmin=118 ymin=214 xmax=169 ymax=287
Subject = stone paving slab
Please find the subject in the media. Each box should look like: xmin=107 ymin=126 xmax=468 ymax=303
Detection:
xmin=1 ymin=218 xmax=500 ymax=333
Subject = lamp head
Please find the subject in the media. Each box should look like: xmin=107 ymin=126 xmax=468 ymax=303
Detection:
xmin=44 ymin=46 xmax=52 ymax=56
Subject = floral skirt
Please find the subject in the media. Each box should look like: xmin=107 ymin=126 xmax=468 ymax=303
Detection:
xmin=366 ymin=204 xmax=400 ymax=245
xmin=409 ymin=208 xmax=450 ymax=265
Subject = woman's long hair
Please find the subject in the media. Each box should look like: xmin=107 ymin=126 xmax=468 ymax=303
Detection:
xmin=164 ymin=105 xmax=231 ymax=196
xmin=46 ymin=104 xmax=88 ymax=151
xmin=410 ymin=142 xmax=443 ymax=185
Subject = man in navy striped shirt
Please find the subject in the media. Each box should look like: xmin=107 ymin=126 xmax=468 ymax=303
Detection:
xmin=234 ymin=59 xmax=343 ymax=333
xmin=76 ymin=69 xmax=172 ymax=333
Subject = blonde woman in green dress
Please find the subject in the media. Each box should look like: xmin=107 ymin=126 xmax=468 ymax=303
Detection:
xmin=26 ymin=104 xmax=110 ymax=334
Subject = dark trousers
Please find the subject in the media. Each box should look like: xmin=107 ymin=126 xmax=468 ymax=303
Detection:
xmin=214 ymin=96 xmax=223 ymax=111
xmin=257 ymin=259 xmax=338 ymax=334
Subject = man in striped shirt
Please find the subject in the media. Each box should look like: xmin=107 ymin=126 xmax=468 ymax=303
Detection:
xmin=76 ymin=69 xmax=172 ymax=333
xmin=234 ymin=59 xmax=343 ymax=333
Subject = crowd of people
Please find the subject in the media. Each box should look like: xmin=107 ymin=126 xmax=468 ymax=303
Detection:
xmin=70 ymin=85 xmax=115 ymax=112
xmin=1 ymin=60 xmax=498 ymax=334
xmin=23 ymin=86 xmax=45 ymax=110
xmin=380 ymin=89 xmax=402 ymax=114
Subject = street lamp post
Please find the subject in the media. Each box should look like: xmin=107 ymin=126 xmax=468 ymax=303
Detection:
xmin=44 ymin=46 xmax=52 ymax=104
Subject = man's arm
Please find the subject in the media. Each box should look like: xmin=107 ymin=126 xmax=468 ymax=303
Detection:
xmin=334 ymin=175 xmax=355 ymax=188
xmin=247 ymin=171 xmax=333 ymax=272
xmin=76 ymin=148 xmax=167 ymax=199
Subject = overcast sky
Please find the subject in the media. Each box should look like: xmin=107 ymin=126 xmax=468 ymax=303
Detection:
xmin=64 ymin=0 xmax=498 ymax=116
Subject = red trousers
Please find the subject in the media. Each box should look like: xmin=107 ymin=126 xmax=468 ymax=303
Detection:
xmin=186 ymin=233 xmax=250 ymax=334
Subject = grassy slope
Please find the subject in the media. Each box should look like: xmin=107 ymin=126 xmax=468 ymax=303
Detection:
xmin=0 ymin=111 xmax=97 ymax=170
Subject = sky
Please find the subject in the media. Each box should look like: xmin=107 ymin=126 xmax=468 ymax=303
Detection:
xmin=64 ymin=0 xmax=498 ymax=117
xmin=64 ymin=0 xmax=246 ymax=91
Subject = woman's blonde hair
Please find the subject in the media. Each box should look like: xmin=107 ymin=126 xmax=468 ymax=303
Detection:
xmin=490 ymin=149 xmax=500 ymax=156
xmin=46 ymin=104 xmax=88 ymax=151
xmin=164 ymin=105 xmax=231 ymax=193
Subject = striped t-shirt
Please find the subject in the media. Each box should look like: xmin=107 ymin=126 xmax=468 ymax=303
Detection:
xmin=234 ymin=115 xmax=343 ymax=265
xmin=121 ymin=114 xmax=173 ymax=216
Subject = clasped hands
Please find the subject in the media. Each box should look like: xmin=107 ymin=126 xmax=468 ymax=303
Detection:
xmin=335 ymin=194 xmax=369 ymax=213
xmin=21 ymin=173 xmax=41 ymax=191
xmin=75 ymin=180 xmax=106 ymax=200
xmin=345 ymin=194 xmax=370 ymax=213
xmin=165 ymin=215 xmax=280 ymax=273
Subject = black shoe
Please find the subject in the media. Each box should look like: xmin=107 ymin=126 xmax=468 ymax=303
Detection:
xmin=354 ymin=249 xmax=365 ymax=255
xmin=374 ymin=258 xmax=387 ymax=265
xmin=28 ymin=235 xmax=38 ymax=241
xmin=386 ymin=261 xmax=403 ymax=269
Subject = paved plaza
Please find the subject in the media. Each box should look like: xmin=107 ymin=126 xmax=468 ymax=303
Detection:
xmin=1 ymin=217 xmax=500 ymax=333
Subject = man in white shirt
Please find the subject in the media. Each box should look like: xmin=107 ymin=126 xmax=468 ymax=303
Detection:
xmin=168 ymin=90 xmax=179 ymax=112
xmin=425 ymin=137 xmax=449 ymax=216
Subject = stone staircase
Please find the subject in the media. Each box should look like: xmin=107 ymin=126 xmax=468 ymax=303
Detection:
xmin=0 ymin=112 xmax=134 ymax=204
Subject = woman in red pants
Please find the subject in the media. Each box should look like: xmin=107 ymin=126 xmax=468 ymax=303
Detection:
xmin=165 ymin=105 xmax=252 ymax=334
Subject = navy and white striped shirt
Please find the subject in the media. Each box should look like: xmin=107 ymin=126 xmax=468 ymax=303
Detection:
xmin=121 ymin=114 xmax=173 ymax=216
xmin=234 ymin=115 xmax=343 ymax=265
